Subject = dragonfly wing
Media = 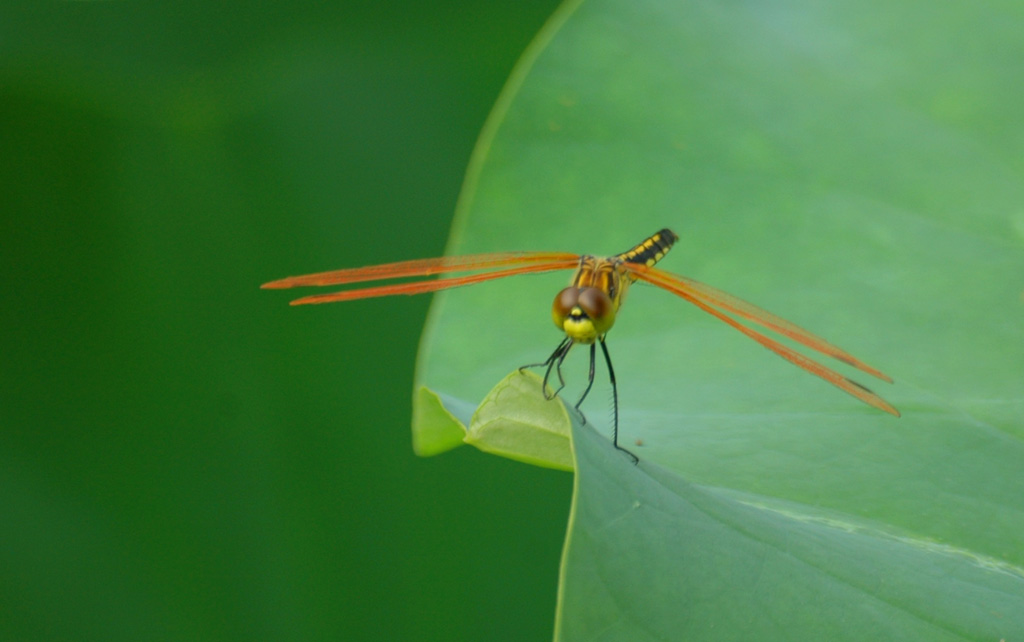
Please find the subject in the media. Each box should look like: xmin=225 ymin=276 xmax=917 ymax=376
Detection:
xmin=627 ymin=265 xmax=899 ymax=416
xmin=283 ymin=259 xmax=581 ymax=305
xmin=262 ymin=251 xmax=580 ymax=289
xmin=627 ymin=264 xmax=892 ymax=382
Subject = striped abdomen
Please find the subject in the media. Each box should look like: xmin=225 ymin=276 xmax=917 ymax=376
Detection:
xmin=617 ymin=228 xmax=679 ymax=267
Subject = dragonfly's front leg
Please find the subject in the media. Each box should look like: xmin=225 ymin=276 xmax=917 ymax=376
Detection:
xmin=573 ymin=343 xmax=597 ymax=425
xmin=520 ymin=336 xmax=572 ymax=400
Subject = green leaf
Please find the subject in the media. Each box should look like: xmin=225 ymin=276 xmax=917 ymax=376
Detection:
xmin=559 ymin=422 xmax=1024 ymax=640
xmin=411 ymin=386 xmax=468 ymax=456
xmin=411 ymin=0 xmax=1024 ymax=637
xmin=467 ymin=370 xmax=574 ymax=471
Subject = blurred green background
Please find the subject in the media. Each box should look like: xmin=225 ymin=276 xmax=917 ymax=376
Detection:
xmin=0 ymin=2 xmax=571 ymax=640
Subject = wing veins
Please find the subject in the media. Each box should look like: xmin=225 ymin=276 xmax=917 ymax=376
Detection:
xmin=630 ymin=268 xmax=899 ymax=416
xmin=263 ymin=251 xmax=580 ymax=289
xmin=628 ymin=265 xmax=892 ymax=382
xmin=287 ymin=259 xmax=580 ymax=305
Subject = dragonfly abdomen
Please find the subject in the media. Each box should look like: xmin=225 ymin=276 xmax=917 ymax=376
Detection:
xmin=617 ymin=228 xmax=679 ymax=267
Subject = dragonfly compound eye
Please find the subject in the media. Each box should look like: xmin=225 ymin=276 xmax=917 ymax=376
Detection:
xmin=552 ymin=287 xmax=580 ymax=329
xmin=578 ymin=287 xmax=615 ymax=335
xmin=578 ymin=287 xmax=612 ymax=321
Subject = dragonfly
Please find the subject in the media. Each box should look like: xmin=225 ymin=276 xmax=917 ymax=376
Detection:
xmin=263 ymin=228 xmax=899 ymax=458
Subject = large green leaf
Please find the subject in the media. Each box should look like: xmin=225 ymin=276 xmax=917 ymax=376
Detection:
xmin=412 ymin=0 xmax=1024 ymax=637
xmin=560 ymin=421 xmax=1023 ymax=640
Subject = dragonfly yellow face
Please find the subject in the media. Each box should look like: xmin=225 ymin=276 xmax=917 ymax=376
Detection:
xmin=263 ymin=228 xmax=899 ymax=460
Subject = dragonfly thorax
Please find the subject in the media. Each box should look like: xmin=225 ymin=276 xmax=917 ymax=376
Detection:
xmin=552 ymin=286 xmax=616 ymax=344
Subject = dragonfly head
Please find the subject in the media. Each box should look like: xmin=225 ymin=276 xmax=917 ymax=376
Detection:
xmin=552 ymin=286 xmax=616 ymax=344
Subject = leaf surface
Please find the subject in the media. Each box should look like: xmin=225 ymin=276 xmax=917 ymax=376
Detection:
xmin=412 ymin=0 xmax=1024 ymax=637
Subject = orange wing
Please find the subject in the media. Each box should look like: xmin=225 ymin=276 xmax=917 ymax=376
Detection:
xmin=262 ymin=252 xmax=581 ymax=306
xmin=624 ymin=263 xmax=899 ymax=417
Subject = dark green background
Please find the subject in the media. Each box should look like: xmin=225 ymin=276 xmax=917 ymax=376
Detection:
xmin=1 ymin=2 xmax=571 ymax=640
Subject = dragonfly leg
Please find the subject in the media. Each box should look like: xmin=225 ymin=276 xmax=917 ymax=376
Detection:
xmin=573 ymin=343 xmax=598 ymax=425
xmin=549 ymin=338 xmax=572 ymax=399
xmin=520 ymin=337 xmax=572 ymax=400
xmin=599 ymin=337 xmax=637 ymax=464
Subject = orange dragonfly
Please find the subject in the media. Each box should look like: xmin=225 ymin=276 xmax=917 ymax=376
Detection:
xmin=263 ymin=229 xmax=899 ymax=458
